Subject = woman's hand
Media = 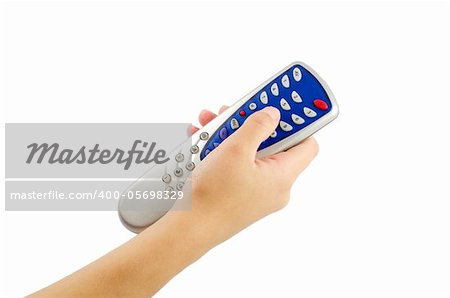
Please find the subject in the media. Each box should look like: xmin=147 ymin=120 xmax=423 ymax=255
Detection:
xmin=29 ymin=105 xmax=319 ymax=298
xmin=184 ymin=105 xmax=319 ymax=246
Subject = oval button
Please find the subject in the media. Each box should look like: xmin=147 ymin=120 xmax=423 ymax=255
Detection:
xmin=219 ymin=127 xmax=228 ymax=139
xmin=291 ymin=91 xmax=302 ymax=103
xmin=230 ymin=118 xmax=239 ymax=130
xmin=270 ymin=83 xmax=279 ymax=96
xmin=303 ymin=107 xmax=317 ymax=118
xmin=260 ymin=91 xmax=268 ymax=104
xmin=281 ymin=75 xmax=290 ymax=88
xmin=313 ymin=99 xmax=328 ymax=110
xmin=293 ymin=67 xmax=302 ymax=82
xmin=291 ymin=114 xmax=305 ymax=125
xmin=279 ymin=121 xmax=293 ymax=132
xmin=280 ymin=98 xmax=291 ymax=110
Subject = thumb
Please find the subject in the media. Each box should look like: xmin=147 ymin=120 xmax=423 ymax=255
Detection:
xmin=228 ymin=106 xmax=280 ymax=154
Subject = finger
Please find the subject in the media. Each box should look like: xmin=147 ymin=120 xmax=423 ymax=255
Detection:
xmin=191 ymin=125 xmax=199 ymax=135
xmin=267 ymin=137 xmax=319 ymax=176
xmin=219 ymin=105 xmax=229 ymax=114
xmin=199 ymin=109 xmax=217 ymax=126
xmin=227 ymin=107 xmax=280 ymax=155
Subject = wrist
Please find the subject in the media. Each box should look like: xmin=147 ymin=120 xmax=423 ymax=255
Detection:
xmin=150 ymin=210 xmax=219 ymax=260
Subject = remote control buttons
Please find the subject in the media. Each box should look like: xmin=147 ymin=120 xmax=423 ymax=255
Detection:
xmin=174 ymin=167 xmax=183 ymax=177
xmin=175 ymin=153 xmax=184 ymax=162
xmin=291 ymin=91 xmax=302 ymax=103
xmin=260 ymin=91 xmax=268 ymax=104
xmin=280 ymin=98 xmax=291 ymax=110
xmin=200 ymin=132 xmax=209 ymax=140
xmin=176 ymin=182 xmax=184 ymax=191
xmin=280 ymin=121 xmax=293 ymax=132
xmin=190 ymin=145 xmax=199 ymax=154
xmin=231 ymin=118 xmax=239 ymax=130
xmin=304 ymin=107 xmax=317 ymax=118
xmin=281 ymin=75 xmax=290 ymax=88
xmin=270 ymin=83 xmax=279 ymax=96
xmin=197 ymin=64 xmax=334 ymax=157
xmin=219 ymin=127 xmax=228 ymax=139
xmin=313 ymin=99 xmax=328 ymax=110
xmin=165 ymin=186 xmax=174 ymax=192
xmin=293 ymin=67 xmax=302 ymax=82
xmin=291 ymin=114 xmax=305 ymax=125
xmin=162 ymin=174 xmax=171 ymax=183
xmin=186 ymin=161 xmax=195 ymax=171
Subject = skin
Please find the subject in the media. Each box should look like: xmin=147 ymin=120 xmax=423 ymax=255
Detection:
xmin=29 ymin=106 xmax=319 ymax=297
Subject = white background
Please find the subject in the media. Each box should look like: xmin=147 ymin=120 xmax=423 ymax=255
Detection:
xmin=1 ymin=1 xmax=450 ymax=297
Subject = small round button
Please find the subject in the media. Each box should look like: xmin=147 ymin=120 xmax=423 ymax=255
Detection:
xmin=239 ymin=110 xmax=246 ymax=117
xmin=249 ymin=103 xmax=257 ymax=110
xmin=176 ymin=182 xmax=184 ymax=191
xmin=165 ymin=186 xmax=174 ymax=192
xmin=190 ymin=145 xmax=199 ymax=154
xmin=270 ymin=131 xmax=277 ymax=138
xmin=174 ymin=167 xmax=183 ymax=177
xmin=200 ymin=132 xmax=209 ymax=140
xmin=313 ymin=99 xmax=328 ymax=110
xmin=186 ymin=161 xmax=195 ymax=171
xmin=175 ymin=153 xmax=184 ymax=162
xmin=162 ymin=174 xmax=171 ymax=183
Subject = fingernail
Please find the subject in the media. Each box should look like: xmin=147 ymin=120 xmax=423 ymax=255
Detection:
xmin=262 ymin=106 xmax=280 ymax=121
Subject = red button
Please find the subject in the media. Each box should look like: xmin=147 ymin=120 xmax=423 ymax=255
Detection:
xmin=313 ymin=99 xmax=328 ymax=110
xmin=239 ymin=110 xmax=246 ymax=116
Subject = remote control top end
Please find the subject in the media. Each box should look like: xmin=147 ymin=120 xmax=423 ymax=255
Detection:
xmin=198 ymin=62 xmax=338 ymax=160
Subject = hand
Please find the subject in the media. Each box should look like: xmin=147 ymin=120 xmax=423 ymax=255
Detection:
xmin=29 ymin=105 xmax=319 ymax=298
xmin=184 ymin=105 xmax=319 ymax=246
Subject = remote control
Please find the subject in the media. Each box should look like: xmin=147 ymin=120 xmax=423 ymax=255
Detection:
xmin=118 ymin=62 xmax=339 ymax=233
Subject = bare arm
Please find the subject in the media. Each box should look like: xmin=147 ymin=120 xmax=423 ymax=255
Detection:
xmin=29 ymin=106 xmax=318 ymax=297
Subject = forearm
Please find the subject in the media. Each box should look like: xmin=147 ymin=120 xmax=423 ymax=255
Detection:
xmin=28 ymin=107 xmax=317 ymax=297
xmin=29 ymin=212 xmax=214 ymax=298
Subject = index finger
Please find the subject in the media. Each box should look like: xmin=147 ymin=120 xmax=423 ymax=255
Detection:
xmin=266 ymin=137 xmax=319 ymax=177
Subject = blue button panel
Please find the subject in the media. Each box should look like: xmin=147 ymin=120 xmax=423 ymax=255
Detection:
xmin=200 ymin=64 xmax=332 ymax=160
